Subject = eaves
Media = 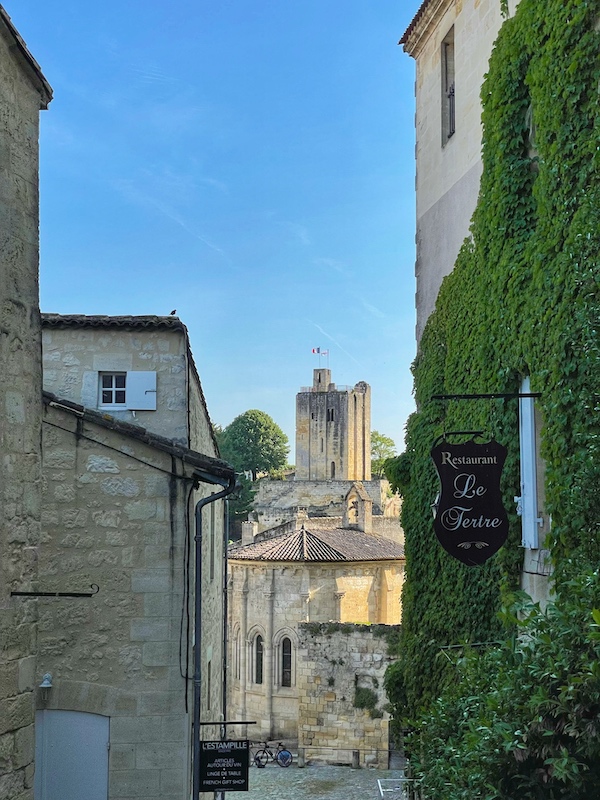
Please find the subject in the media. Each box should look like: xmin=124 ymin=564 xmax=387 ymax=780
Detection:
xmin=400 ymin=0 xmax=454 ymax=58
xmin=43 ymin=391 xmax=235 ymax=486
xmin=0 ymin=5 xmax=52 ymax=107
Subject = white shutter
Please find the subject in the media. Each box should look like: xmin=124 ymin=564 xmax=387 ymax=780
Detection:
xmin=127 ymin=371 xmax=157 ymax=410
xmin=519 ymin=377 xmax=539 ymax=548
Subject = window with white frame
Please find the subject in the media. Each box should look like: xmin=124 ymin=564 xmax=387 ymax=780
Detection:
xmin=99 ymin=373 xmax=126 ymax=406
xmin=517 ymin=377 xmax=545 ymax=548
xmin=97 ymin=371 xmax=157 ymax=410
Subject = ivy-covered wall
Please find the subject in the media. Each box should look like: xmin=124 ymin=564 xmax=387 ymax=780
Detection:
xmin=386 ymin=0 xmax=600 ymax=722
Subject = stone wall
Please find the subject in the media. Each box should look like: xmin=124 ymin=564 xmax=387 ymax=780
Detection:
xmin=42 ymin=323 xmax=191 ymax=444
xmin=297 ymin=624 xmax=397 ymax=768
xmin=38 ymin=403 xmax=225 ymax=799
xmin=295 ymin=371 xmax=371 ymax=482
xmin=0 ymin=17 xmax=49 ymax=800
xmin=403 ymin=0 xmax=506 ymax=339
xmin=227 ymin=561 xmax=403 ymax=743
xmin=252 ymin=479 xmax=399 ymax=533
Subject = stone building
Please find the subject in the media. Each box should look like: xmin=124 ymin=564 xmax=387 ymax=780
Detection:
xmin=35 ymin=315 xmax=234 ymax=800
xmin=296 ymin=369 xmax=371 ymax=481
xmin=227 ymin=486 xmax=403 ymax=756
xmin=252 ymin=370 xmax=400 ymax=533
xmin=0 ymin=8 xmax=52 ymax=800
xmin=401 ymin=0 xmax=517 ymax=342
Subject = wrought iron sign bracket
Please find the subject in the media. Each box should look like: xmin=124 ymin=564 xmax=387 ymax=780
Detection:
xmin=431 ymin=392 xmax=542 ymax=401
xmin=11 ymin=584 xmax=100 ymax=598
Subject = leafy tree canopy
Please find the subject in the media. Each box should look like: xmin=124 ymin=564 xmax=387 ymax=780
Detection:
xmin=216 ymin=409 xmax=289 ymax=481
xmin=371 ymin=430 xmax=397 ymax=478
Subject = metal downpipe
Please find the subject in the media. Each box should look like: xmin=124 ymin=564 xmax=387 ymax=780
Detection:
xmin=192 ymin=475 xmax=236 ymax=800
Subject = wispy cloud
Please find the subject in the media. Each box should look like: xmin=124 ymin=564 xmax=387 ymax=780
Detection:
xmin=278 ymin=221 xmax=311 ymax=246
xmin=307 ymin=321 xmax=363 ymax=367
xmin=361 ymin=300 xmax=386 ymax=319
xmin=313 ymin=257 xmax=350 ymax=276
xmin=129 ymin=63 xmax=178 ymax=85
xmin=111 ymin=177 xmax=224 ymax=255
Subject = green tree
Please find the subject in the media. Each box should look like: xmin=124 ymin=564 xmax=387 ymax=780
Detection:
xmin=371 ymin=431 xmax=397 ymax=478
xmin=217 ymin=409 xmax=289 ymax=481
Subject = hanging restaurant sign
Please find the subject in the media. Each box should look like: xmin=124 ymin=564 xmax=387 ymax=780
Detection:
xmin=431 ymin=438 xmax=508 ymax=566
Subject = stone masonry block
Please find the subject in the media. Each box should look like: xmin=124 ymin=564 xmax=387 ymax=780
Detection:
xmin=13 ymin=724 xmax=34 ymax=769
xmin=139 ymin=692 xmax=182 ymax=716
xmin=130 ymin=619 xmax=170 ymax=642
xmin=110 ymin=768 xmax=160 ymax=797
xmin=131 ymin=570 xmax=171 ymax=593
xmin=142 ymin=641 xmax=177 ymax=667
xmin=0 ymin=694 xmax=33 ymax=736
xmin=110 ymin=716 xmax=164 ymax=744
xmin=161 ymin=715 xmax=187 ymax=742
xmin=109 ymin=743 xmax=135 ymax=770
xmin=160 ymin=767 xmax=185 ymax=795
xmin=136 ymin=742 xmax=184 ymax=770
xmin=0 ymin=663 xmax=19 ymax=700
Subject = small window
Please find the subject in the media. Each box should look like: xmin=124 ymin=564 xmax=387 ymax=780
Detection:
xmin=99 ymin=373 xmax=126 ymax=406
xmin=97 ymin=371 xmax=157 ymax=410
xmin=327 ymin=408 xmax=335 ymax=422
xmin=255 ymin=635 xmax=263 ymax=685
xmin=281 ymin=637 xmax=292 ymax=687
xmin=441 ymin=27 xmax=455 ymax=143
xmin=331 ymin=461 xmax=336 ymax=479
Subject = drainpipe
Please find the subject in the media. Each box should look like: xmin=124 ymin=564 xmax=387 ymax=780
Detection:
xmin=192 ymin=473 xmax=236 ymax=800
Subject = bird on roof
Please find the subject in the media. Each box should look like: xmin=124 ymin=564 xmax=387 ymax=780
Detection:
xmin=169 ymin=309 xmax=177 ymax=315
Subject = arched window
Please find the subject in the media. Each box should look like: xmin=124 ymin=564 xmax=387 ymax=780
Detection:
xmin=281 ymin=637 xmax=292 ymax=687
xmin=255 ymin=635 xmax=263 ymax=684
xmin=331 ymin=461 xmax=336 ymax=479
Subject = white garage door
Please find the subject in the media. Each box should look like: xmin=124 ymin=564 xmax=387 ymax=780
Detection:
xmin=35 ymin=710 xmax=109 ymax=800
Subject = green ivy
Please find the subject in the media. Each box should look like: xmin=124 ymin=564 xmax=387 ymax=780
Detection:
xmin=385 ymin=0 xmax=600 ymax=729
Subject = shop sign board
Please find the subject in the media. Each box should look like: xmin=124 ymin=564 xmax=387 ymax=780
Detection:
xmin=199 ymin=740 xmax=249 ymax=793
xmin=431 ymin=439 xmax=508 ymax=566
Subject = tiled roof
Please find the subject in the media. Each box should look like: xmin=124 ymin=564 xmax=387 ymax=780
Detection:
xmin=400 ymin=0 xmax=431 ymax=44
xmin=41 ymin=313 xmax=186 ymax=332
xmin=229 ymin=525 xmax=404 ymax=563
xmin=0 ymin=6 xmax=53 ymax=107
xmin=43 ymin=392 xmax=235 ymax=486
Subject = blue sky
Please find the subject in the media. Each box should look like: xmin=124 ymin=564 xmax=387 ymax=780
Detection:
xmin=12 ymin=1 xmax=421 ymax=459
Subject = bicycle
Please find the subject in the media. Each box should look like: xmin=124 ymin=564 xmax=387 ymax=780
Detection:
xmin=253 ymin=740 xmax=293 ymax=768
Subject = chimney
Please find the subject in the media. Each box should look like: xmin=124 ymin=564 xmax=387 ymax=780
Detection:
xmin=241 ymin=521 xmax=258 ymax=546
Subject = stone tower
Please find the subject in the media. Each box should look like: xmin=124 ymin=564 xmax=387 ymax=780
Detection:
xmin=295 ymin=369 xmax=371 ymax=481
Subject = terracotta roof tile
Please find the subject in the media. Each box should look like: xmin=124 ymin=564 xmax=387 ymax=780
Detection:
xmin=229 ymin=525 xmax=404 ymax=563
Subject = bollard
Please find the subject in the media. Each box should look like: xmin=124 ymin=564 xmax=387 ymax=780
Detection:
xmin=351 ymin=750 xmax=360 ymax=769
xmin=297 ymin=748 xmax=305 ymax=768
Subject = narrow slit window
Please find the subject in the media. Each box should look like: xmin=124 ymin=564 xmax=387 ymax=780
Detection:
xmin=281 ymin=637 xmax=292 ymax=687
xmin=255 ymin=635 xmax=263 ymax=685
xmin=441 ymin=27 xmax=455 ymax=143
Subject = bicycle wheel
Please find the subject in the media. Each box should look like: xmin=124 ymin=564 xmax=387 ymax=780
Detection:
xmin=254 ymin=749 xmax=269 ymax=768
xmin=276 ymin=749 xmax=293 ymax=767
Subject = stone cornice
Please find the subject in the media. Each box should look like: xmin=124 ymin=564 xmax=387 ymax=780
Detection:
xmin=400 ymin=0 xmax=454 ymax=58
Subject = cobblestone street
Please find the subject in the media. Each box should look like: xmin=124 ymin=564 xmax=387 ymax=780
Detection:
xmin=227 ymin=764 xmax=406 ymax=800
